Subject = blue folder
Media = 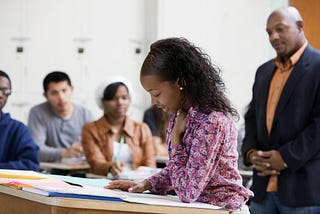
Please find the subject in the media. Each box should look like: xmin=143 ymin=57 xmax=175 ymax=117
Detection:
xmin=47 ymin=191 xmax=123 ymax=202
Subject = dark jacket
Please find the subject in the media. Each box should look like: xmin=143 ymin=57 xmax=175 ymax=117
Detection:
xmin=242 ymin=45 xmax=320 ymax=206
xmin=0 ymin=112 xmax=39 ymax=170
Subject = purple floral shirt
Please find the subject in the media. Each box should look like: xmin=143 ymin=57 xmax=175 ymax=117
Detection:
xmin=147 ymin=107 xmax=253 ymax=211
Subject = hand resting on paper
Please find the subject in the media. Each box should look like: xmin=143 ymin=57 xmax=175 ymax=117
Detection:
xmin=105 ymin=179 xmax=150 ymax=193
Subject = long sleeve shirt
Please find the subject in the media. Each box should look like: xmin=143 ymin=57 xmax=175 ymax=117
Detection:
xmin=147 ymin=107 xmax=253 ymax=211
xmin=82 ymin=115 xmax=156 ymax=175
xmin=28 ymin=102 xmax=94 ymax=162
xmin=0 ymin=111 xmax=39 ymax=170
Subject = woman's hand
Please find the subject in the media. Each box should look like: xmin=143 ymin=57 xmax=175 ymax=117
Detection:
xmin=170 ymin=108 xmax=187 ymax=146
xmin=105 ymin=179 xmax=150 ymax=193
xmin=109 ymin=162 xmax=124 ymax=177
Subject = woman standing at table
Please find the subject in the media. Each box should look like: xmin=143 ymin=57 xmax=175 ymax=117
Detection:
xmin=82 ymin=77 xmax=156 ymax=177
xmin=106 ymin=38 xmax=252 ymax=212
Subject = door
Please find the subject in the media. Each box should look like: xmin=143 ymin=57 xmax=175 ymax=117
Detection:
xmin=290 ymin=0 xmax=320 ymax=49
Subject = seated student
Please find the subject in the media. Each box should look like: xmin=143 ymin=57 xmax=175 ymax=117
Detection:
xmin=0 ymin=70 xmax=39 ymax=170
xmin=28 ymin=71 xmax=94 ymax=162
xmin=82 ymin=77 xmax=156 ymax=177
xmin=143 ymin=106 xmax=171 ymax=157
xmin=106 ymin=38 xmax=253 ymax=213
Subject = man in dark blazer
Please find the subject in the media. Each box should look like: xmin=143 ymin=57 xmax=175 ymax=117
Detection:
xmin=242 ymin=6 xmax=320 ymax=213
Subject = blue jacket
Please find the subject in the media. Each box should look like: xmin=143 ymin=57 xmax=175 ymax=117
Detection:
xmin=242 ymin=45 xmax=320 ymax=206
xmin=0 ymin=111 xmax=39 ymax=170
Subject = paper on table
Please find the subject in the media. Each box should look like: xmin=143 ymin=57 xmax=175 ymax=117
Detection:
xmin=0 ymin=169 xmax=72 ymax=189
xmin=107 ymin=166 xmax=162 ymax=181
xmin=22 ymin=184 xmax=126 ymax=201
xmin=48 ymin=174 xmax=111 ymax=188
xmin=23 ymin=183 xmax=222 ymax=210
xmin=123 ymin=192 xmax=223 ymax=210
xmin=1 ymin=170 xmax=222 ymax=210
xmin=3 ymin=171 xmax=123 ymax=201
xmin=0 ymin=169 xmax=46 ymax=180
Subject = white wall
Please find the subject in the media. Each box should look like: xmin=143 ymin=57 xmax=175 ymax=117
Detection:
xmin=0 ymin=0 xmax=288 ymax=126
xmin=0 ymin=0 xmax=148 ymax=122
xmin=154 ymin=0 xmax=288 ymax=127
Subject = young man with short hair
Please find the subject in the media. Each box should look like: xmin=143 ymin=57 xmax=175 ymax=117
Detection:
xmin=28 ymin=71 xmax=94 ymax=162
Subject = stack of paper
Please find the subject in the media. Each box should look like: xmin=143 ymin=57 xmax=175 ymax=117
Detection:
xmin=0 ymin=169 xmax=71 ymax=189
xmin=0 ymin=169 xmax=123 ymax=201
xmin=123 ymin=192 xmax=223 ymax=210
xmin=0 ymin=169 xmax=223 ymax=210
xmin=107 ymin=166 xmax=162 ymax=180
xmin=22 ymin=184 xmax=124 ymax=201
xmin=48 ymin=174 xmax=110 ymax=188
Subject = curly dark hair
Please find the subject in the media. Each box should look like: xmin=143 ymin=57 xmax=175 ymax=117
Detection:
xmin=140 ymin=37 xmax=238 ymax=119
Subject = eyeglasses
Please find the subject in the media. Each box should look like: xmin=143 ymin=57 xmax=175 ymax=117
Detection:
xmin=0 ymin=87 xmax=11 ymax=96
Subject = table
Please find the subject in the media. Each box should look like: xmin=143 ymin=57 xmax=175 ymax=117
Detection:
xmin=0 ymin=185 xmax=228 ymax=214
xmin=40 ymin=162 xmax=91 ymax=177
xmin=40 ymin=162 xmax=90 ymax=171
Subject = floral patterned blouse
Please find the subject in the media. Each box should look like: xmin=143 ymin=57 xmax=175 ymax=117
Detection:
xmin=147 ymin=107 xmax=253 ymax=211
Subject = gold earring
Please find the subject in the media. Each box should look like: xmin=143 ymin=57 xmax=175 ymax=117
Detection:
xmin=176 ymin=108 xmax=181 ymax=116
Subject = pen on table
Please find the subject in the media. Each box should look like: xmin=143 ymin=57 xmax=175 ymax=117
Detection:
xmin=65 ymin=181 xmax=83 ymax=187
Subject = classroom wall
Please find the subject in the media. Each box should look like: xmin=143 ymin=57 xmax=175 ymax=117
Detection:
xmin=153 ymin=0 xmax=288 ymax=127
xmin=0 ymin=0 xmax=148 ymax=122
xmin=0 ymin=0 xmax=288 ymax=127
